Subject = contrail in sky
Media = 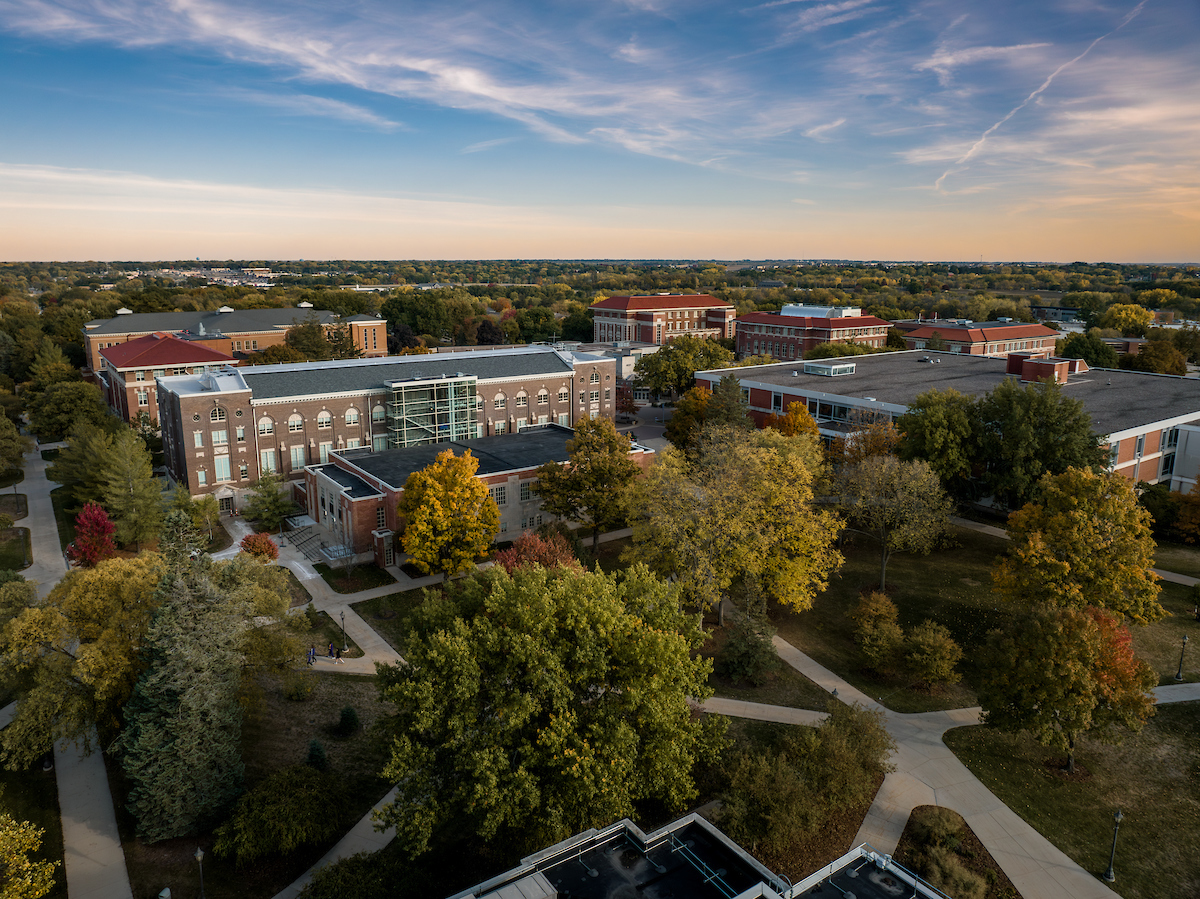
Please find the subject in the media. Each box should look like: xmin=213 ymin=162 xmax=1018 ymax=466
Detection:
xmin=935 ymin=0 xmax=1150 ymax=192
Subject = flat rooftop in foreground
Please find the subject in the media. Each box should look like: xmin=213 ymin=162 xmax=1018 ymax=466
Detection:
xmin=703 ymin=350 xmax=1200 ymax=438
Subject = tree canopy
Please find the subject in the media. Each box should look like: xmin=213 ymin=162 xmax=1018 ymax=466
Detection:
xmin=898 ymin=389 xmax=976 ymax=498
xmin=633 ymin=335 xmax=734 ymax=396
xmin=28 ymin=381 xmax=111 ymax=442
xmin=1057 ymin=332 xmax=1118 ymax=369
xmin=1098 ymin=303 xmax=1153 ymax=336
xmin=242 ymin=472 xmax=294 ymax=533
xmin=993 ymin=468 xmax=1162 ymax=625
xmin=398 ymin=449 xmax=498 ymax=581
xmin=374 ymin=564 xmax=724 ymax=857
xmin=101 ymin=428 xmax=161 ymax=549
xmin=534 ymin=417 xmax=640 ymax=551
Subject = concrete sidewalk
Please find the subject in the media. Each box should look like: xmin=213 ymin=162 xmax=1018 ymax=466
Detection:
xmin=54 ymin=736 xmax=133 ymax=899
xmin=20 ymin=446 xmax=69 ymax=599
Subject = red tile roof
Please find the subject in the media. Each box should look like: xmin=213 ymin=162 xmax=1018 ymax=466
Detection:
xmin=905 ymin=323 xmax=1057 ymax=342
xmin=100 ymin=332 xmax=235 ymax=369
xmin=737 ymin=311 xmax=891 ymax=329
xmin=592 ymin=294 xmax=734 ymax=311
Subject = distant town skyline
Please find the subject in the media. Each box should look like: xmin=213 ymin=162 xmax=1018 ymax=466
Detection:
xmin=0 ymin=0 xmax=1196 ymax=262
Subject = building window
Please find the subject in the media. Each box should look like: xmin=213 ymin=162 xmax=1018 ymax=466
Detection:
xmin=384 ymin=542 xmax=394 ymax=565
xmin=290 ymin=445 xmax=305 ymax=469
xmin=372 ymin=404 xmax=386 ymax=424
xmin=135 ymin=371 xmax=145 ymax=381
xmin=196 ymin=469 xmax=207 ymax=486
xmin=590 ymin=372 xmax=600 ymax=384
xmin=1109 ymin=441 xmax=1120 ymax=468
xmin=317 ymin=411 xmax=332 ymax=428
xmin=499 ymin=520 xmax=508 ymax=534
xmin=558 ymin=389 xmax=569 ymax=403
xmin=579 ymin=391 xmax=586 ymax=404
xmin=346 ymin=438 xmax=360 ymax=449
xmin=520 ymin=481 xmax=535 ymax=502
xmin=214 ymin=456 xmax=231 ymax=482
xmin=604 ymin=388 xmax=610 ymax=400
xmin=346 ymin=408 xmax=360 ymax=426
xmin=137 ymin=391 xmax=149 ymax=407
xmin=515 ymin=393 xmax=528 ymax=407
xmin=194 ymin=432 xmax=204 ymax=448
xmin=239 ymin=464 xmax=249 ymax=480
xmin=319 ymin=442 xmax=332 ymax=464
xmin=236 ymin=426 xmax=245 ymax=443
xmin=558 ymin=413 xmax=570 ymax=426
xmin=494 ymin=394 xmax=507 ymax=410
xmin=211 ymin=430 xmax=227 ymax=445
xmin=260 ymin=449 xmax=277 ymax=473
xmin=258 ymin=417 xmax=274 ymax=436
xmin=490 ymin=485 xmax=507 ymax=506
xmin=537 ymin=391 xmax=549 ymax=406
xmin=251 ymin=340 xmax=258 ymax=350
xmin=288 ymin=414 xmax=304 ymax=433
xmin=377 ymin=507 xmax=386 ymax=528
xmin=589 ymin=390 xmax=599 ymax=403
xmin=373 ymin=435 xmax=389 ymax=451
xmin=494 ymin=421 xmax=507 ymax=436
xmin=1135 ymin=435 xmax=1145 ymax=457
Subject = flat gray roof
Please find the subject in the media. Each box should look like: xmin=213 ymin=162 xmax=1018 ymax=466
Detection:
xmin=239 ymin=347 xmax=575 ymax=400
xmin=703 ymin=350 xmax=1200 ymax=439
xmin=338 ymin=424 xmax=575 ymax=489
xmin=86 ymin=307 xmax=339 ymax=336
xmin=312 ymin=464 xmax=382 ymax=499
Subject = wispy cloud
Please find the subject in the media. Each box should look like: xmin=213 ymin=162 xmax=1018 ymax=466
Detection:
xmin=915 ymin=43 xmax=1052 ymax=86
xmin=217 ymin=88 xmax=403 ymax=130
xmin=461 ymin=137 xmax=518 ymax=154
xmin=803 ymin=117 xmax=846 ymax=139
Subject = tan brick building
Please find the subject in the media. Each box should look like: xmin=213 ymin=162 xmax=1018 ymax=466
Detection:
xmin=156 ymin=347 xmax=617 ymax=511
xmin=591 ymin=294 xmax=736 ymax=345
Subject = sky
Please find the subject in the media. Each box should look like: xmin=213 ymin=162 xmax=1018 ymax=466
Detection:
xmin=0 ymin=0 xmax=1197 ymax=262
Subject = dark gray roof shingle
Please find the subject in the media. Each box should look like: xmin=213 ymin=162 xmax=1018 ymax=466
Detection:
xmin=86 ymin=307 xmax=338 ymax=336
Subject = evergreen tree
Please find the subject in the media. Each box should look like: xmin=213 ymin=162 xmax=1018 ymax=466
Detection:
xmin=101 ymin=429 xmax=162 ymax=549
xmin=116 ymin=572 xmax=246 ymax=842
xmin=243 ymin=472 xmax=294 ymax=533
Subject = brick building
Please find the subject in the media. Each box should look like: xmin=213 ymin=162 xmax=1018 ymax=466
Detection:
xmin=156 ymin=346 xmax=617 ymax=510
xmin=98 ymin=332 xmax=235 ymax=423
xmin=298 ymin=424 xmax=654 ymax=566
xmin=82 ymin=303 xmax=388 ymax=377
xmin=734 ymin=305 xmax=890 ymax=360
xmin=892 ymin=318 xmax=1058 ymax=356
xmin=697 ymin=349 xmax=1200 ymax=491
xmin=590 ymin=294 xmax=736 ymax=345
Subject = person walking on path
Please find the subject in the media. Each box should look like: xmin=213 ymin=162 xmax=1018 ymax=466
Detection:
xmin=307 ymin=645 xmax=315 ymax=666
xmin=328 ymin=642 xmax=334 ymax=659
xmin=334 ymin=648 xmax=344 ymax=665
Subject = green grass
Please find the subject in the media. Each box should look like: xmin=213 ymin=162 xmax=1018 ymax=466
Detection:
xmin=770 ymin=526 xmax=1010 ymax=712
xmin=0 ymin=763 xmax=65 ymax=899
xmin=0 ymin=528 xmax=31 ymax=570
xmin=204 ymin=521 xmax=234 ymax=554
xmin=1153 ymin=541 xmax=1200 ymax=580
xmin=699 ymin=624 xmax=830 ymax=710
xmin=1131 ymin=580 xmax=1200 ymax=685
xmin=0 ymin=468 xmax=24 ymax=489
xmin=351 ymin=589 xmax=431 ymax=655
xmin=39 ymin=449 xmax=59 ymax=463
xmin=304 ymin=610 xmax=365 ymax=659
xmin=0 ymin=493 xmax=28 ymax=521
xmin=944 ymin=703 xmax=1200 ymax=899
xmin=48 ymin=485 xmax=75 ymax=552
xmin=313 ymin=562 xmax=397 ymax=594
xmin=281 ymin=568 xmax=314 ymax=608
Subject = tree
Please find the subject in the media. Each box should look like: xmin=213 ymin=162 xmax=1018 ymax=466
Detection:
xmin=28 ymin=381 xmax=111 ymax=442
xmin=191 ymin=494 xmax=221 ymax=542
xmin=45 ymin=422 xmax=114 ymax=512
xmin=839 ymin=455 xmax=953 ymax=591
xmin=1121 ymin=341 xmax=1187 ymax=375
xmin=158 ymin=509 xmax=202 ymax=572
xmin=663 ymin=384 xmax=710 ymax=451
xmin=243 ymin=472 xmax=294 ymax=533
xmin=975 ymin=378 xmax=1106 ymax=509
xmin=475 ymin=319 xmax=505 ymax=345
xmin=493 ymin=531 xmax=580 ymax=574
xmin=850 ymin=592 xmax=904 ymax=673
xmin=763 ymin=401 xmax=820 ymax=441
xmin=214 ymin=766 xmax=343 ymax=866
xmin=804 ymin=340 xmax=876 ymax=359
xmin=904 ymin=620 xmax=962 ymax=690
xmin=1098 ymin=303 xmax=1153 ymax=337
xmin=374 ymin=563 xmax=724 ymax=857
xmin=242 ymin=343 xmax=308 ymax=366
xmin=0 ymin=554 xmax=166 ymax=766
xmin=67 ymin=502 xmax=116 ymax=568
xmin=534 ymin=417 xmax=640 ymax=552
xmin=1176 ymin=481 xmax=1200 ymax=544
xmin=978 ymin=604 xmax=1156 ymax=774
xmin=398 ymin=449 xmax=498 ymax=582
xmin=704 ymin=374 xmax=753 ymax=432
xmin=993 ymin=468 xmax=1162 ymax=625
xmin=115 ymin=570 xmax=246 ymax=841
xmin=633 ymin=335 xmax=734 ymax=397
xmin=0 ymin=417 xmax=29 ymax=477
xmin=101 ymin=429 xmax=162 ymax=549
xmin=631 ymin=427 xmax=842 ymax=621
xmin=1058 ymin=332 xmax=1118 ymax=369
xmin=898 ymin=389 xmax=977 ymax=498
xmin=284 ymin=312 xmax=336 ymax=361
xmin=0 ymin=805 xmax=58 ymax=899
xmin=239 ymin=532 xmax=279 ymax=561
xmin=835 ymin=412 xmax=900 ymax=467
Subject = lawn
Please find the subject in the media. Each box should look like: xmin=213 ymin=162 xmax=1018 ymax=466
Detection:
xmin=48 ymin=485 xmax=75 ymax=552
xmin=891 ymin=806 xmax=1020 ymax=899
xmin=113 ymin=671 xmax=394 ymax=899
xmin=1130 ymin=580 xmax=1200 ymax=685
xmin=0 ymin=468 xmax=24 ymax=489
xmin=770 ymin=526 xmax=1011 ymax=713
xmin=351 ymin=589 xmax=431 ymax=655
xmin=0 ymin=527 xmax=31 ymax=570
xmin=944 ymin=702 xmax=1200 ymax=899
xmin=699 ymin=623 xmax=830 ymax=711
xmin=1153 ymin=540 xmax=1200 ymax=580
xmin=0 ymin=493 xmax=28 ymax=520
xmin=281 ymin=568 xmax=314 ymax=608
xmin=0 ymin=763 xmax=65 ymax=899
xmin=314 ymin=562 xmax=396 ymax=594
xmin=305 ymin=610 xmax=365 ymax=659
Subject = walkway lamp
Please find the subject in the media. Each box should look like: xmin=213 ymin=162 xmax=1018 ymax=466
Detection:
xmin=194 ymin=847 xmax=206 ymax=899
xmin=1102 ymin=809 xmax=1123 ymax=883
xmin=1175 ymin=635 xmax=1189 ymax=682
xmin=340 ymin=610 xmax=347 ymax=652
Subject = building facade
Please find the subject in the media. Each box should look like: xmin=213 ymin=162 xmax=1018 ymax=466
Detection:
xmin=893 ymin=318 xmax=1059 ymax=356
xmin=590 ymin=294 xmax=736 ymax=345
xmin=98 ymin=332 xmax=235 ymax=423
xmin=156 ymin=347 xmax=617 ymax=509
xmin=734 ymin=305 xmax=891 ymax=360
xmin=82 ymin=304 xmax=388 ymax=376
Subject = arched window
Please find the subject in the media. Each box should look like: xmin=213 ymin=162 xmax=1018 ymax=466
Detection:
xmin=257 ymin=416 xmax=274 ymax=436
xmin=537 ymin=390 xmax=549 ymax=406
xmin=210 ymin=407 xmax=226 ymax=422
xmin=494 ymin=394 xmax=507 ymax=410
xmin=317 ymin=411 xmax=332 ymax=429
xmin=288 ymin=414 xmax=304 ymax=433
xmin=515 ymin=392 xmax=528 ymax=408
xmin=557 ymin=388 xmax=569 ymax=403
xmin=345 ymin=408 xmax=360 ymax=426
xmin=589 ymin=372 xmax=600 ymax=384
xmin=371 ymin=404 xmax=386 ymax=424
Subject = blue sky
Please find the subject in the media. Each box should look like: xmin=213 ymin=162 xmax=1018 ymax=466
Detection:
xmin=0 ymin=0 xmax=1196 ymax=261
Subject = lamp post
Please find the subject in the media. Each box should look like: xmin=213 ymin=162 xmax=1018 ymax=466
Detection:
xmin=340 ymin=610 xmax=347 ymax=652
xmin=1176 ymin=635 xmax=1189 ymax=682
xmin=1102 ymin=809 xmax=1123 ymax=883
xmin=194 ymin=847 xmax=206 ymax=899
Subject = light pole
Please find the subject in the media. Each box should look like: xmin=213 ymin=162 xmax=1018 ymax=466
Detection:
xmin=340 ymin=610 xmax=347 ymax=652
xmin=1175 ymin=635 xmax=1189 ymax=682
xmin=194 ymin=847 xmax=206 ymax=899
xmin=1102 ymin=809 xmax=1123 ymax=883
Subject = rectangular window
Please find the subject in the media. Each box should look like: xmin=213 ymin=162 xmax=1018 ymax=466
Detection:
xmin=235 ymin=341 xmax=242 ymax=351
xmin=196 ymin=469 xmax=207 ymax=486
xmin=346 ymin=438 xmax=361 ymax=450
xmin=516 ymin=395 xmax=527 ymax=407
xmin=137 ymin=391 xmax=149 ymax=407
xmin=373 ymin=436 xmax=389 ymax=452
xmin=377 ymin=507 xmax=386 ymax=528
xmin=214 ymin=456 xmax=231 ymax=482
xmin=500 ymin=520 xmax=508 ymax=534
xmin=772 ymin=392 xmax=783 ymax=412
xmin=604 ymin=388 xmax=610 ymax=400
xmin=490 ymin=485 xmax=507 ymax=506
xmin=589 ymin=390 xmax=599 ymax=403
xmin=290 ymin=445 xmax=305 ymax=469
xmin=516 ymin=418 xmax=527 ymax=431
xmin=135 ymin=371 xmax=145 ymax=381
xmin=494 ymin=421 xmax=507 ymax=436
xmin=558 ymin=413 xmax=570 ymax=426
xmin=289 ymin=418 xmax=303 ymax=433
xmin=319 ymin=442 xmax=332 ymax=464
xmin=1162 ymin=453 xmax=1176 ymax=478
xmin=239 ymin=464 xmax=249 ymax=480
xmin=520 ymin=482 xmax=534 ymax=503
xmin=251 ymin=340 xmax=258 ymax=350
xmin=1135 ymin=435 xmax=1145 ymax=457
xmin=1109 ymin=441 xmax=1120 ymax=468
xmin=211 ymin=430 xmax=227 ymax=445
xmin=194 ymin=432 xmax=204 ymax=448
xmin=260 ymin=449 xmax=277 ymax=474
xmin=236 ymin=426 xmax=245 ymax=443
xmin=558 ymin=389 xmax=569 ymax=403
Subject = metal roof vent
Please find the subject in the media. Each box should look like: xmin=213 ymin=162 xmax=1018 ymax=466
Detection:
xmin=116 ymin=307 xmax=133 ymax=315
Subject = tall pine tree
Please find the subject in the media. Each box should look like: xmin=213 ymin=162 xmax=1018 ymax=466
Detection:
xmin=101 ymin=429 xmax=162 ymax=549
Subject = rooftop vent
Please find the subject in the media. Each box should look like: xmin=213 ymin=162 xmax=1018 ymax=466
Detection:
xmin=217 ymin=305 xmax=234 ymax=313
xmin=297 ymin=301 xmax=314 ymax=308
xmin=803 ymin=361 xmax=856 ymax=377
xmin=791 ymin=371 xmax=798 ymax=377
xmin=116 ymin=307 xmax=133 ymax=315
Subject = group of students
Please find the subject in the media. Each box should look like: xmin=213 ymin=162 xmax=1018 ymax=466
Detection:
xmin=308 ymin=642 xmax=344 ymax=665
